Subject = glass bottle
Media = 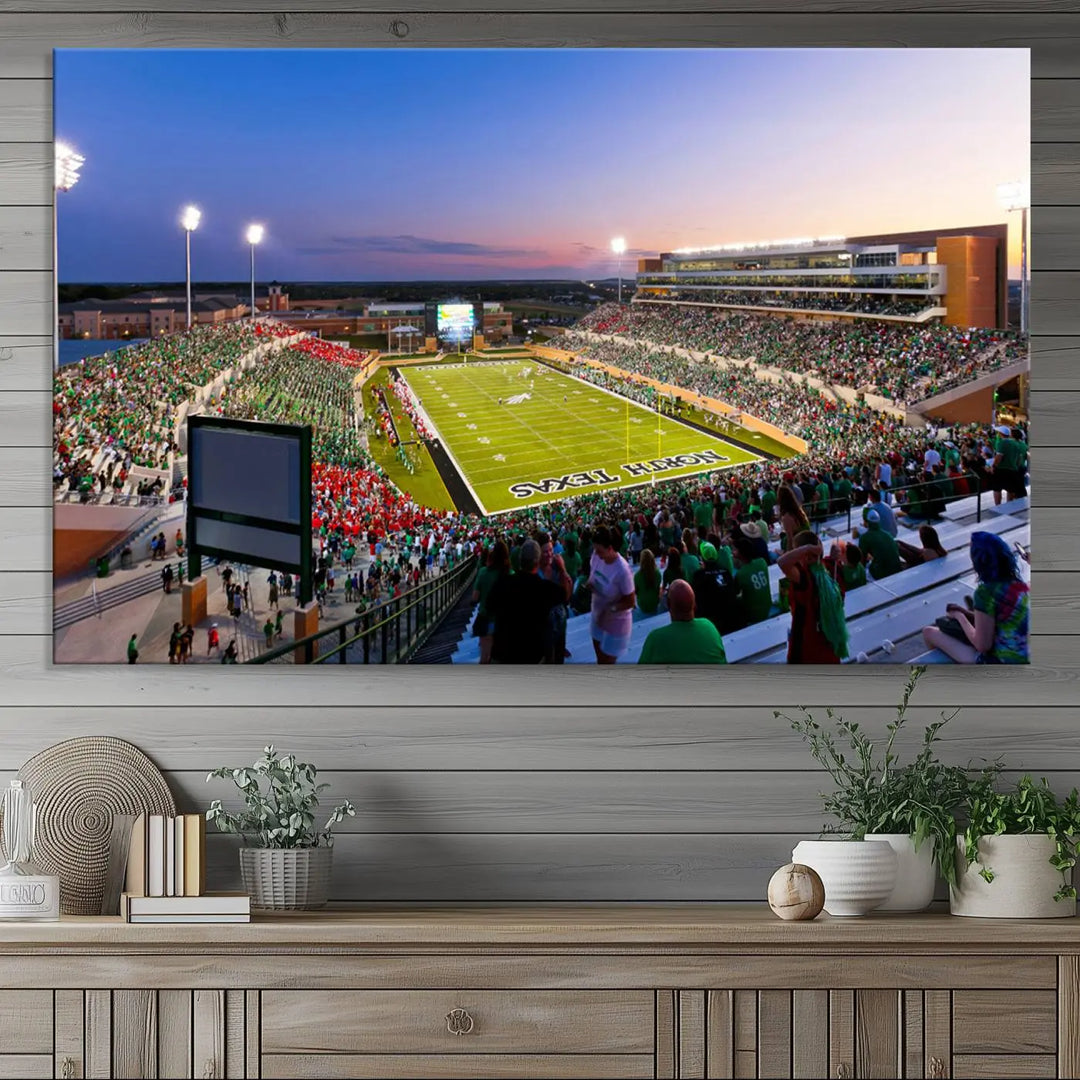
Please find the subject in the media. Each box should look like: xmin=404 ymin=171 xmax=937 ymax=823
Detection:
xmin=0 ymin=779 xmax=60 ymax=920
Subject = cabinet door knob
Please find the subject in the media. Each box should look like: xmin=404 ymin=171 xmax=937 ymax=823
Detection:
xmin=928 ymin=1057 xmax=947 ymax=1079
xmin=202 ymin=1060 xmax=217 ymax=1079
xmin=835 ymin=1066 xmax=849 ymax=1080
xmin=61 ymin=1059 xmax=76 ymax=1080
xmin=446 ymin=1008 xmax=475 ymax=1035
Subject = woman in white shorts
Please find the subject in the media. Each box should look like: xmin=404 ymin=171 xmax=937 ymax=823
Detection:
xmin=588 ymin=525 xmax=636 ymax=664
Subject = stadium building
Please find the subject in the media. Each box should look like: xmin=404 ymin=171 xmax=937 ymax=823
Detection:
xmin=58 ymin=283 xmax=289 ymax=339
xmin=635 ymin=224 xmax=1008 ymax=329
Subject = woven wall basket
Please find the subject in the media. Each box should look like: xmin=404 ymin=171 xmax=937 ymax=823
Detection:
xmin=16 ymin=736 xmax=176 ymax=914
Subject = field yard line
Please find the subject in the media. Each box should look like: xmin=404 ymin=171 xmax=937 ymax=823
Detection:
xmin=440 ymin=363 xmax=575 ymax=462
xmin=532 ymin=357 xmax=764 ymax=466
xmin=399 ymin=369 xmax=490 ymax=516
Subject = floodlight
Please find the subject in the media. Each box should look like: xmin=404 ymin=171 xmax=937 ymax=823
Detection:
xmin=246 ymin=223 xmax=265 ymax=245
xmin=997 ymin=180 xmax=1029 ymax=212
xmin=182 ymin=205 xmax=202 ymax=232
xmin=55 ymin=143 xmax=85 ymax=191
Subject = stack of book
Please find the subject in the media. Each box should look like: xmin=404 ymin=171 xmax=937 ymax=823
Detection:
xmin=115 ymin=813 xmax=250 ymax=923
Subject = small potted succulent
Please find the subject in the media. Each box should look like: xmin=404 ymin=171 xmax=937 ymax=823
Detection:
xmin=207 ymin=746 xmax=355 ymax=910
xmin=951 ymin=774 xmax=1080 ymax=919
xmin=779 ymin=668 xmax=978 ymax=914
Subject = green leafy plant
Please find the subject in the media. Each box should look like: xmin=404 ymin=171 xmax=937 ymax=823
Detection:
xmin=206 ymin=745 xmax=355 ymax=849
xmin=959 ymin=773 xmax=1080 ymax=901
xmin=776 ymin=667 xmax=995 ymax=888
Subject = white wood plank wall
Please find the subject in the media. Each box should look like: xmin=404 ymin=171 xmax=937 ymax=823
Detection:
xmin=0 ymin=5 xmax=1076 ymax=901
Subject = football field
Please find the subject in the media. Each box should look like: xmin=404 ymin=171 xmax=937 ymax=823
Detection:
xmin=401 ymin=360 xmax=766 ymax=514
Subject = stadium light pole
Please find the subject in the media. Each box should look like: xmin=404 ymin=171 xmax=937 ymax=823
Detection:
xmin=997 ymin=180 xmax=1029 ymax=334
xmin=611 ymin=236 xmax=627 ymax=304
xmin=246 ymin=224 xmax=264 ymax=320
xmin=54 ymin=143 xmax=85 ymax=372
xmin=181 ymin=205 xmax=201 ymax=330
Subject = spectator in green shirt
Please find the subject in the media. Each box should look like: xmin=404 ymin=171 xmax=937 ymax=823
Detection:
xmin=858 ymin=510 xmax=902 ymax=580
xmin=760 ymin=487 xmax=778 ymax=529
xmin=561 ymin=536 xmax=582 ymax=584
xmin=634 ymin=549 xmax=662 ymax=616
xmin=992 ymin=425 xmax=1028 ymax=502
xmin=813 ymin=475 xmax=831 ymax=521
xmin=471 ymin=540 xmax=511 ymax=664
xmin=732 ymin=535 xmax=773 ymax=626
xmin=693 ymin=498 xmax=714 ymax=532
xmin=639 ymin=580 xmax=727 ymax=664
xmin=838 ymin=543 xmax=867 ymax=593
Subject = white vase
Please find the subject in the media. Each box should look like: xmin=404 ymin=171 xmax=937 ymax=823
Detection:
xmin=949 ymin=834 xmax=1077 ymax=919
xmin=792 ymin=839 xmax=898 ymax=917
xmin=865 ymin=833 xmax=936 ymax=913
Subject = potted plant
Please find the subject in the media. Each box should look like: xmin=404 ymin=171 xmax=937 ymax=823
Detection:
xmin=779 ymin=667 xmax=976 ymax=914
xmin=207 ymin=746 xmax=355 ymax=910
xmin=951 ymin=774 xmax=1080 ymax=919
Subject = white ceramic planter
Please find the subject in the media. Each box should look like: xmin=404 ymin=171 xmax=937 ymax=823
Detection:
xmin=791 ymin=839 xmax=898 ymax=917
xmin=950 ymin=834 xmax=1076 ymax=919
xmin=239 ymin=846 xmax=332 ymax=911
xmin=865 ymin=833 xmax=936 ymax=913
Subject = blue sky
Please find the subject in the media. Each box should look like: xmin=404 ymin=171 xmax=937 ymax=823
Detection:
xmin=55 ymin=48 xmax=1030 ymax=281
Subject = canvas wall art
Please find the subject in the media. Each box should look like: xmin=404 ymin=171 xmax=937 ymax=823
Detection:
xmin=52 ymin=48 xmax=1031 ymax=665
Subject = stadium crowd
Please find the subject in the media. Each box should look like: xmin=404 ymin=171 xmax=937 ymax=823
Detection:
xmin=53 ymin=321 xmax=299 ymax=494
xmin=574 ymin=302 xmax=1026 ymax=405
xmin=213 ymin=345 xmax=369 ymax=467
xmin=56 ymin=315 xmax=1029 ymax=665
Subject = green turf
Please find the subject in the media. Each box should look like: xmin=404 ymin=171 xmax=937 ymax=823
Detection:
xmin=402 ymin=360 xmax=766 ymax=515
xmin=363 ymin=370 xmax=457 ymax=512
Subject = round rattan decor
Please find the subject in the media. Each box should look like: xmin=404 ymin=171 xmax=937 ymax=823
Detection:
xmin=16 ymin=736 xmax=176 ymax=915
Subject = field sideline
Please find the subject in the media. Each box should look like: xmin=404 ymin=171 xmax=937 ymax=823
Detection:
xmin=401 ymin=360 xmax=770 ymax=515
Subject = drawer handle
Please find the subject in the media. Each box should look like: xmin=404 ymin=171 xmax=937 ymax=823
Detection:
xmin=928 ymin=1057 xmax=947 ymax=1079
xmin=61 ymin=1059 xmax=76 ymax=1080
xmin=446 ymin=1007 xmax=475 ymax=1036
xmin=202 ymin=1059 xmax=217 ymax=1079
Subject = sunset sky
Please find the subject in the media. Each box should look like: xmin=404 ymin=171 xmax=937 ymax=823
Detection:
xmin=55 ymin=49 xmax=1030 ymax=282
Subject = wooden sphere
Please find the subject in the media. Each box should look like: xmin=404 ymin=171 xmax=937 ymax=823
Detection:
xmin=767 ymin=863 xmax=826 ymax=921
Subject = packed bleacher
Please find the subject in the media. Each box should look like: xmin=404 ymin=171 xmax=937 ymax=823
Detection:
xmin=575 ymin=302 xmax=1027 ymax=405
xmin=556 ymin=331 xmax=917 ymax=459
xmin=212 ymin=346 xmax=369 ymax=468
xmin=53 ymin=320 xmax=298 ymax=497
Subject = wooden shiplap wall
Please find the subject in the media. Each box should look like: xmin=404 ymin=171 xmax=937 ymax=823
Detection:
xmin=0 ymin=4 xmax=1077 ymax=902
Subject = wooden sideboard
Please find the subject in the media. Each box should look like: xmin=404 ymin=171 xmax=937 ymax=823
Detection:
xmin=0 ymin=906 xmax=1077 ymax=1079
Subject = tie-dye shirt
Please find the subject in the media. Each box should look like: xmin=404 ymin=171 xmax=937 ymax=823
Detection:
xmin=974 ymin=580 xmax=1030 ymax=664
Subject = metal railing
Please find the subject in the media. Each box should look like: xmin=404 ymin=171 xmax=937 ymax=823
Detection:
xmin=54 ymin=489 xmax=169 ymax=507
xmin=248 ymin=555 xmax=478 ymax=665
xmin=814 ymin=472 xmax=985 ymax=535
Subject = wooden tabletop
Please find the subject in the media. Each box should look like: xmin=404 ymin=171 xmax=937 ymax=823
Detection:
xmin=0 ymin=905 xmax=1077 ymax=953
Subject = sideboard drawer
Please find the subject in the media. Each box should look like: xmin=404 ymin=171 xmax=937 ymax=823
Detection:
xmin=0 ymin=991 xmax=52 ymax=1054
xmin=261 ymin=989 xmax=655 ymax=1055
xmin=952 ymin=989 xmax=1057 ymax=1053
xmin=261 ymin=1052 xmax=657 ymax=1079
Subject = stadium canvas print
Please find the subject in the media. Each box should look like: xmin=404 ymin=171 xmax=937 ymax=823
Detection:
xmin=53 ymin=48 xmax=1031 ymax=666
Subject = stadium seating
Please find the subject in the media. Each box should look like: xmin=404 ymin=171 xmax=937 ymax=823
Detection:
xmin=448 ymin=509 xmax=1029 ymax=665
